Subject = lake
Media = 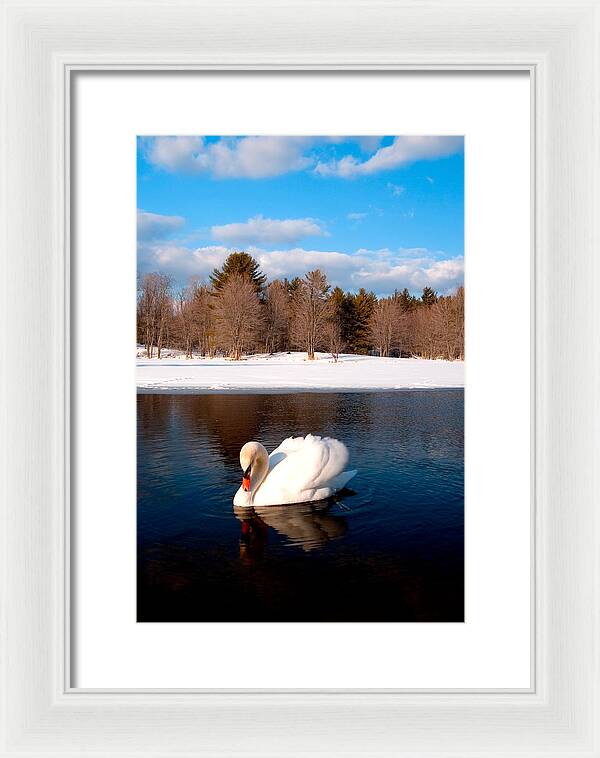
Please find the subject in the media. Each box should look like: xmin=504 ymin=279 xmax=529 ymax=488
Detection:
xmin=137 ymin=390 xmax=464 ymax=622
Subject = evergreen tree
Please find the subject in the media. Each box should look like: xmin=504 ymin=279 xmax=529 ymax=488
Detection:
xmin=329 ymin=288 xmax=344 ymax=324
xmin=397 ymin=287 xmax=416 ymax=312
xmin=286 ymin=276 xmax=303 ymax=297
xmin=420 ymin=286 xmax=438 ymax=307
xmin=328 ymin=287 xmax=346 ymax=338
xmin=210 ymin=251 xmax=266 ymax=294
xmin=348 ymin=288 xmax=377 ymax=353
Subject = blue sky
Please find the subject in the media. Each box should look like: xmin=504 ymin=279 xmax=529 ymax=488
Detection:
xmin=137 ymin=136 xmax=464 ymax=296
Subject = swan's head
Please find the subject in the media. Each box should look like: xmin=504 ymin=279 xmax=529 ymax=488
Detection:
xmin=239 ymin=441 xmax=269 ymax=498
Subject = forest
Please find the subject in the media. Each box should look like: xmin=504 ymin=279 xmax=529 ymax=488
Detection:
xmin=137 ymin=252 xmax=464 ymax=362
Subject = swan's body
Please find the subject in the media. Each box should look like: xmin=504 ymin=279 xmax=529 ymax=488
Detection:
xmin=233 ymin=435 xmax=357 ymax=507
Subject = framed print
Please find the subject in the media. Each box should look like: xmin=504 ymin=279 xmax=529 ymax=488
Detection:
xmin=71 ymin=71 xmax=530 ymax=690
xmin=1 ymin=1 xmax=599 ymax=756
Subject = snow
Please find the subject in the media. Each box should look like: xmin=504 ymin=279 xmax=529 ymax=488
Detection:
xmin=136 ymin=351 xmax=464 ymax=393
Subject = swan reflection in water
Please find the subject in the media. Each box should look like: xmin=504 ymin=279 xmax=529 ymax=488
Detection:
xmin=234 ymin=499 xmax=349 ymax=560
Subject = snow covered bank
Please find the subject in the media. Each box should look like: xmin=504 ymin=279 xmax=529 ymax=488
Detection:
xmin=136 ymin=351 xmax=464 ymax=393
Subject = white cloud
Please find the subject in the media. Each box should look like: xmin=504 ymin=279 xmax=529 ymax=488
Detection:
xmin=143 ymin=135 xmax=463 ymax=180
xmin=145 ymin=136 xmax=313 ymax=178
xmin=315 ymin=136 xmax=463 ymax=178
xmin=351 ymin=255 xmax=464 ymax=294
xmin=356 ymin=136 xmax=385 ymax=152
xmin=138 ymin=242 xmax=230 ymax=280
xmin=416 ymin=257 xmax=465 ymax=288
xmin=137 ymin=210 xmax=185 ymax=240
xmin=254 ymin=248 xmax=360 ymax=283
xmin=347 ymin=212 xmax=368 ymax=221
xmin=211 ymin=215 xmax=326 ymax=245
xmin=138 ymin=240 xmax=463 ymax=296
xmin=143 ymin=137 xmax=207 ymax=173
xmin=387 ymin=182 xmax=405 ymax=196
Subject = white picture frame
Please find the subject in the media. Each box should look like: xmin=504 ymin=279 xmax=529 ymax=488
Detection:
xmin=1 ymin=0 xmax=599 ymax=755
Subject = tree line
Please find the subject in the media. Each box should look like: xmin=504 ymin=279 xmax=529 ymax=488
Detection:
xmin=137 ymin=251 xmax=464 ymax=361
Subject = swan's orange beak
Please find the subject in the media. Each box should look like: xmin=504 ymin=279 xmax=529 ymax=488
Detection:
xmin=242 ymin=466 xmax=251 ymax=492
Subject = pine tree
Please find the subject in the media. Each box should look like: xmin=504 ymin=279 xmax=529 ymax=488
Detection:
xmin=420 ymin=286 xmax=438 ymax=307
xmin=398 ymin=287 xmax=416 ymax=312
xmin=325 ymin=287 xmax=347 ymax=359
xmin=330 ymin=286 xmax=345 ymax=312
xmin=210 ymin=251 xmax=266 ymax=294
xmin=328 ymin=287 xmax=344 ymax=334
xmin=348 ymin=288 xmax=377 ymax=354
xmin=286 ymin=276 xmax=303 ymax=297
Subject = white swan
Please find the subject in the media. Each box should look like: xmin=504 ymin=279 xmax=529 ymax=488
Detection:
xmin=233 ymin=434 xmax=357 ymax=507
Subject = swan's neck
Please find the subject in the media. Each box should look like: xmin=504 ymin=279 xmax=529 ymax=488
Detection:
xmin=250 ymin=453 xmax=269 ymax=500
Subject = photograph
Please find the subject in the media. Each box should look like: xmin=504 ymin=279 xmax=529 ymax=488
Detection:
xmin=136 ymin=135 xmax=465 ymax=622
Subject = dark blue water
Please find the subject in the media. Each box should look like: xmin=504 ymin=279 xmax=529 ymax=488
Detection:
xmin=137 ymin=391 xmax=464 ymax=622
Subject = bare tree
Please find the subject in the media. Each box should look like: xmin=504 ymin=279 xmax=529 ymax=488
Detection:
xmin=395 ymin=309 xmax=412 ymax=357
xmin=369 ymin=297 xmax=399 ymax=357
xmin=398 ymin=287 xmax=464 ymax=360
xmin=429 ymin=286 xmax=464 ymax=360
xmin=191 ymin=282 xmax=216 ymax=357
xmin=451 ymin=285 xmax=464 ymax=359
xmin=154 ymin=275 xmax=173 ymax=359
xmin=264 ymin=279 xmax=290 ymax=354
xmin=213 ymin=274 xmax=263 ymax=360
xmin=173 ymin=290 xmax=192 ymax=358
xmin=169 ymin=280 xmax=216 ymax=358
xmin=137 ymin=277 xmax=155 ymax=357
xmin=325 ymin=289 xmax=346 ymax=362
xmin=137 ymin=272 xmax=173 ymax=358
xmin=324 ymin=318 xmax=344 ymax=362
xmin=414 ymin=306 xmax=438 ymax=359
xmin=291 ymin=269 xmax=331 ymax=360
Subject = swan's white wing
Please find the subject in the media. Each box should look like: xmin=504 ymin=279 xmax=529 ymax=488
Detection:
xmin=270 ymin=434 xmax=349 ymax=490
xmin=254 ymin=435 xmax=352 ymax=505
xmin=270 ymin=436 xmax=306 ymax=455
xmin=328 ymin=468 xmax=357 ymax=491
xmin=267 ymin=436 xmax=306 ymax=470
